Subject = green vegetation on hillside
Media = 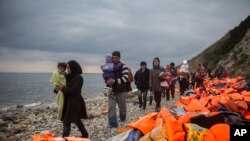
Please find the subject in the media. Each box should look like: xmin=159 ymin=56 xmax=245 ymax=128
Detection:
xmin=203 ymin=16 xmax=250 ymax=70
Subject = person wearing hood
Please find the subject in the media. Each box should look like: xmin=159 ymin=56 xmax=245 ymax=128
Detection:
xmin=149 ymin=57 xmax=165 ymax=112
xmin=55 ymin=60 xmax=88 ymax=138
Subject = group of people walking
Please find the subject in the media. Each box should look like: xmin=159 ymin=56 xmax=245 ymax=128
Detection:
xmin=134 ymin=58 xmax=188 ymax=112
xmin=49 ymin=50 xmax=248 ymax=138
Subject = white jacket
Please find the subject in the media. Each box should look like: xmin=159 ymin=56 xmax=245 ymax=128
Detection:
xmin=180 ymin=64 xmax=189 ymax=73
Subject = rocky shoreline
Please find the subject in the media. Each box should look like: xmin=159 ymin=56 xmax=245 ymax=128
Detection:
xmin=0 ymin=93 xmax=179 ymax=141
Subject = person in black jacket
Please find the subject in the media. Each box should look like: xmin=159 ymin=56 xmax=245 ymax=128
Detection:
xmin=55 ymin=60 xmax=88 ymax=138
xmin=134 ymin=61 xmax=150 ymax=110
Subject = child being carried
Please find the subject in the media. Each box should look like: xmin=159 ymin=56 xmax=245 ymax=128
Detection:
xmin=49 ymin=62 xmax=67 ymax=120
xmin=101 ymin=55 xmax=122 ymax=95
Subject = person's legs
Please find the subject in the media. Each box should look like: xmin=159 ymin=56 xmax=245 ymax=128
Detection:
xmin=162 ymin=90 xmax=165 ymax=98
xmin=179 ymin=78 xmax=185 ymax=95
xmin=201 ymin=80 xmax=207 ymax=92
xmin=138 ymin=90 xmax=142 ymax=108
xmin=184 ymin=78 xmax=189 ymax=92
xmin=166 ymin=88 xmax=170 ymax=101
xmin=116 ymin=91 xmax=127 ymax=122
xmin=142 ymin=90 xmax=148 ymax=109
xmin=191 ymin=81 xmax=195 ymax=89
xmin=108 ymin=94 xmax=118 ymax=128
xmin=196 ymin=80 xmax=201 ymax=88
xmin=149 ymin=92 xmax=153 ymax=106
xmin=75 ymin=120 xmax=88 ymax=138
xmin=154 ymin=91 xmax=162 ymax=111
xmin=170 ymin=84 xmax=175 ymax=99
xmin=62 ymin=122 xmax=71 ymax=137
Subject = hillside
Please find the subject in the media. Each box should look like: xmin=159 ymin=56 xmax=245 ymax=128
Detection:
xmin=189 ymin=16 xmax=250 ymax=76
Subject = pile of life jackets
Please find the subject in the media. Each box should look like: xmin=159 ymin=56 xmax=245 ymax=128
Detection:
xmin=108 ymin=76 xmax=250 ymax=141
xmin=32 ymin=132 xmax=90 ymax=141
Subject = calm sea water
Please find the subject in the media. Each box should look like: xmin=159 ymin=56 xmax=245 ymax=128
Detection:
xmin=0 ymin=73 xmax=105 ymax=109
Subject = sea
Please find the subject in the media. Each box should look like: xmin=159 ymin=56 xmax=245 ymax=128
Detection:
xmin=0 ymin=73 xmax=106 ymax=111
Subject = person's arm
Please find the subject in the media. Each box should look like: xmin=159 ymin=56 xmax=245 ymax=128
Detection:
xmin=172 ymin=68 xmax=177 ymax=77
xmin=114 ymin=64 xmax=129 ymax=85
xmin=53 ymin=88 xmax=58 ymax=94
xmin=134 ymin=71 xmax=138 ymax=85
xmin=146 ymin=69 xmax=150 ymax=82
xmin=60 ymin=76 xmax=83 ymax=96
xmin=149 ymin=70 xmax=153 ymax=91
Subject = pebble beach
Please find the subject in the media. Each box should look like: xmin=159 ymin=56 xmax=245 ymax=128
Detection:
xmin=0 ymin=92 xmax=180 ymax=141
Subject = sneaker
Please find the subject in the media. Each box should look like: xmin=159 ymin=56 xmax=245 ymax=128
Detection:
xmin=107 ymin=124 xmax=117 ymax=129
xmin=155 ymin=107 xmax=160 ymax=112
xmin=107 ymin=124 xmax=113 ymax=128
xmin=119 ymin=121 xmax=126 ymax=127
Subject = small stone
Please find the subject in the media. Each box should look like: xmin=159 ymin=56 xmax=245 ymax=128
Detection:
xmin=0 ymin=122 xmax=8 ymax=127
xmin=8 ymin=136 xmax=18 ymax=141
xmin=16 ymin=105 xmax=24 ymax=109
xmin=0 ymin=127 xmax=9 ymax=133
xmin=2 ymin=115 xmax=16 ymax=122
xmin=13 ymin=128 xmax=22 ymax=134
xmin=0 ymin=133 xmax=6 ymax=141
xmin=22 ymin=119 xmax=32 ymax=125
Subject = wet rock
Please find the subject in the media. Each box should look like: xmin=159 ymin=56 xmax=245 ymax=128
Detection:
xmin=13 ymin=128 xmax=22 ymax=134
xmin=2 ymin=114 xmax=16 ymax=122
xmin=0 ymin=133 xmax=6 ymax=141
xmin=0 ymin=122 xmax=8 ymax=127
xmin=34 ymin=111 xmax=39 ymax=116
xmin=0 ymin=127 xmax=9 ymax=133
xmin=13 ymin=120 xmax=20 ymax=124
xmin=16 ymin=105 xmax=24 ymax=109
xmin=22 ymin=119 xmax=32 ymax=125
xmin=8 ymin=136 xmax=18 ymax=141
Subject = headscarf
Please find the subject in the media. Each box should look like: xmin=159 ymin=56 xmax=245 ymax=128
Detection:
xmin=153 ymin=57 xmax=160 ymax=69
xmin=67 ymin=60 xmax=82 ymax=80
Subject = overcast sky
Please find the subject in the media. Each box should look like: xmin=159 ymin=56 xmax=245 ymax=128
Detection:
xmin=0 ymin=0 xmax=249 ymax=73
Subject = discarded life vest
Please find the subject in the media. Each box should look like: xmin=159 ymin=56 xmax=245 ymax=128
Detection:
xmin=32 ymin=132 xmax=91 ymax=141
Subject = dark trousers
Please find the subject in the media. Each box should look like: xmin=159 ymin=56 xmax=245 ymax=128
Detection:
xmin=154 ymin=91 xmax=162 ymax=108
xmin=63 ymin=120 xmax=88 ymax=138
xmin=165 ymin=84 xmax=175 ymax=101
xmin=179 ymin=78 xmax=189 ymax=95
xmin=196 ymin=79 xmax=207 ymax=92
xmin=138 ymin=90 xmax=148 ymax=109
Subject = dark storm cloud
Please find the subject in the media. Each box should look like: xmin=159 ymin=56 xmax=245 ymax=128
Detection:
xmin=0 ymin=0 xmax=250 ymax=72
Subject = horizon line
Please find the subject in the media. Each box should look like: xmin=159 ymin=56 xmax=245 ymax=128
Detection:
xmin=0 ymin=72 xmax=102 ymax=74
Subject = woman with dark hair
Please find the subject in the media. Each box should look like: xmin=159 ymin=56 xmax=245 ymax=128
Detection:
xmin=55 ymin=60 xmax=88 ymax=138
